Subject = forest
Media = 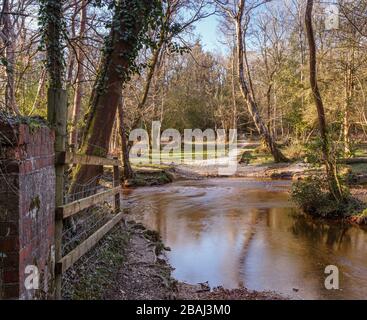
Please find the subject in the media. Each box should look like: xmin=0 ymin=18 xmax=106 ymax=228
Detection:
xmin=0 ymin=0 xmax=366 ymax=301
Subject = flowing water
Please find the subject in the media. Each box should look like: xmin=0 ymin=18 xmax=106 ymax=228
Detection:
xmin=122 ymin=178 xmax=367 ymax=300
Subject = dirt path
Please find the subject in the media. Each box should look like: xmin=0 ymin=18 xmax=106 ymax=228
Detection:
xmin=104 ymin=219 xmax=285 ymax=301
xmin=105 ymin=220 xmax=176 ymax=300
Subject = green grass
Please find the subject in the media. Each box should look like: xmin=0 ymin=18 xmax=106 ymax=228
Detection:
xmin=354 ymin=150 xmax=367 ymax=157
xmin=348 ymin=163 xmax=367 ymax=175
xmin=248 ymin=153 xmax=275 ymax=165
xmin=132 ymin=143 xmax=286 ymax=166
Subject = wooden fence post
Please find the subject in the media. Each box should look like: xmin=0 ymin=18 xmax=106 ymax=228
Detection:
xmin=47 ymin=88 xmax=67 ymax=300
xmin=113 ymin=157 xmax=120 ymax=213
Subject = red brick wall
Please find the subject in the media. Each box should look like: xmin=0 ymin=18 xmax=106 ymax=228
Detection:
xmin=0 ymin=120 xmax=55 ymax=300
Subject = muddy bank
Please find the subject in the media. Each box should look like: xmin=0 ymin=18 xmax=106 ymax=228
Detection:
xmin=63 ymin=216 xmax=285 ymax=300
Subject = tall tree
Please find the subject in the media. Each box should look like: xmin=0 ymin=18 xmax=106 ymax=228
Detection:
xmin=215 ymin=0 xmax=288 ymax=162
xmin=70 ymin=0 xmax=88 ymax=149
xmin=71 ymin=0 xmax=161 ymax=193
xmin=117 ymin=0 xmax=211 ymax=179
xmin=305 ymin=0 xmax=343 ymax=202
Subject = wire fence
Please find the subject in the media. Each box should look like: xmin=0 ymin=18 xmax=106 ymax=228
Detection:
xmin=61 ymin=170 xmax=117 ymax=256
xmin=60 ymin=169 xmax=124 ymax=299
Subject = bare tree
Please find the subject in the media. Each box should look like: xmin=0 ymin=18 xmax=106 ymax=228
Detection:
xmin=215 ymin=0 xmax=288 ymax=162
xmin=305 ymin=0 xmax=343 ymax=202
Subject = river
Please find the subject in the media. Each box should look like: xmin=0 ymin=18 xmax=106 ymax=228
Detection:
xmin=122 ymin=178 xmax=367 ymax=300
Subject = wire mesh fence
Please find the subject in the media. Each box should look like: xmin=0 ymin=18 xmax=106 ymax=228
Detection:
xmin=61 ymin=169 xmax=117 ymax=256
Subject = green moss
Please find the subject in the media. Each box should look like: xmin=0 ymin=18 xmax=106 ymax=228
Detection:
xmin=126 ymin=170 xmax=173 ymax=187
xmin=0 ymin=112 xmax=48 ymax=132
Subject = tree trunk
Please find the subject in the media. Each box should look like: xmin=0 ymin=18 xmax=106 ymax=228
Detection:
xmin=263 ymin=38 xmax=273 ymax=135
xmin=234 ymin=1 xmax=288 ymax=163
xmin=231 ymin=45 xmax=237 ymax=130
xmin=266 ymin=84 xmax=272 ymax=134
xmin=2 ymin=0 xmax=19 ymax=114
xmin=70 ymin=0 xmax=87 ymax=149
xmin=41 ymin=0 xmax=67 ymax=299
xmin=118 ymin=102 xmax=134 ymax=180
xmin=305 ymin=0 xmax=343 ymax=202
xmin=66 ymin=0 xmax=78 ymax=88
xmin=43 ymin=0 xmax=64 ymax=89
xmin=29 ymin=68 xmax=46 ymax=115
xmin=343 ymin=48 xmax=354 ymax=156
xmin=70 ymin=0 xmax=156 ymax=194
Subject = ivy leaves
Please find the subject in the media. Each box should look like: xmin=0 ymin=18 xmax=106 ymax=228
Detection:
xmin=38 ymin=0 xmax=66 ymax=89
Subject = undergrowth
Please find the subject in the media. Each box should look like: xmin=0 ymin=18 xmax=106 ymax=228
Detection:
xmin=291 ymin=176 xmax=365 ymax=219
xmin=62 ymin=224 xmax=128 ymax=300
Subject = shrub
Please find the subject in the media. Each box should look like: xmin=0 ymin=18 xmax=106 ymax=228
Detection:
xmin=352 ymin=210 xmax=367 ymax=225
xmin=291 ymin=176 xmax=362 ymax=218
xmin=283 ymin=142 xmax=307 ymax=161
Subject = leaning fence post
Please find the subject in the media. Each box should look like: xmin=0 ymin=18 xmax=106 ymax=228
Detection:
xmin=113 ymin=157 xmax=121 ymax=213
xmin=47 ymin=88 xmax=67 ymax=300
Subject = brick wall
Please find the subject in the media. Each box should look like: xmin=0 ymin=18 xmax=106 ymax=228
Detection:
xmin=0 ymin=119 xmax=55 ymax=300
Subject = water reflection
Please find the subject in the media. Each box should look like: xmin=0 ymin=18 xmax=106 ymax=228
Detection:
xmin=123 ymin=178 xmax=367 ymax=300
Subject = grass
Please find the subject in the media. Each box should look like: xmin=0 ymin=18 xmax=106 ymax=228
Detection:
xmin=353 ymin=148 xmax=367 ymax=157
xmin=132 ymin=143 xmax=306 ymax=166
xmin=63 ymin=225 xmax=129 ymax=300
xmin=126 ymin=171 xmax=173 ymax=187
xmin=348 ymin=163 xmax=367 ymax=175
xmin=248 ymin=153 xmax=275 ymax=165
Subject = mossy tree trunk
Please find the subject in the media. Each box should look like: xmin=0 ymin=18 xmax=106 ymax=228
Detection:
xmin=70 ymin=0 xmax=158 ymax=195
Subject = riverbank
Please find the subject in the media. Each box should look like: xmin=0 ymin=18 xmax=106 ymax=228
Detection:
xmin=63 ymin=217 xmax=285 ymax=300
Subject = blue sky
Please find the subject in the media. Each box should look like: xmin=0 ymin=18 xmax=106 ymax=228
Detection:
xmin=192 ymin=14 xmax=223 ymax=53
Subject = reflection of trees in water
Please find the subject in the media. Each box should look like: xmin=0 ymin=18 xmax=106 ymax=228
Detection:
xmin=238 ymin=209 xmax=264 ymax=288
xmin=289 ymin=211 xmax=352 ymax=250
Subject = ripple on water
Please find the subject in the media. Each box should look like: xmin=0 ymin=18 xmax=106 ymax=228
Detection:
xmin=125 ymin=178 xmax=367 ymax=300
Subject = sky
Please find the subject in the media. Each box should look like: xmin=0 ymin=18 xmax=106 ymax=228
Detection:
xmin=192 ymin=14 xmax=223 ymax=53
